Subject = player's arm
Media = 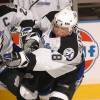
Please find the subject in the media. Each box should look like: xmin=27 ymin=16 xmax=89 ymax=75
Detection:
xmin=12 ymin=6 xmax=35 ymax=27
xmin=4 ymin=47 xmax=66 ymax=71
xmin=3 ymin=50 xmax=35 ymax=70
xmin=20 ymin=20 xmax=40 ymax=52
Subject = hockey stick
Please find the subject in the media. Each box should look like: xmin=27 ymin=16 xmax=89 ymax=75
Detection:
xmin=29 ymin=0 xmax=39 ymax=10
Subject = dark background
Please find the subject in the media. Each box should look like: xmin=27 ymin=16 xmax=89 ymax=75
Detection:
xmin=0 ymin=0 xmax=11 ymax=3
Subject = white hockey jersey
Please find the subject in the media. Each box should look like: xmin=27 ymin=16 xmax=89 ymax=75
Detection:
xmin=34 ymin=27 xmax=83 ymax=78
xmin=0 ymin=5 xmax=34 ymax=31
xmin=0 ymin=5 xmax=34 ymax=54
xmin=0 ymin=5 xmax=36 ymax=71
xmin=0 ymin=25 xmax=12 ymax=58
xmin=13 ymin=0 xmax=72 ymax=19
xmin=30 ymin=0 xmax=72 ymax=19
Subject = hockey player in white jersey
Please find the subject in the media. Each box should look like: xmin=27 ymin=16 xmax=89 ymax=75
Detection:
xmin=0 ymin=27 xmax=67 ymax=99
xmin=17 ymin=9 xmax=85 ymax=100
xmin=0 ymin=5 xmax=68 ymax=100
xmin=0 ymin=5 xmax=35 ymax=30
xmin=37 ymin=8 xmax=85 ymax=100
xmin=2 ymin=8 xmax=84 ymax=100
xmin=0 ymin=4 xmax=31 ymax=99
xmin=29 ymin=0 xmax=72 ymax=19
xmin=0 ymin=5 xmax=39 ymax=100
xmin=0 ymin=4 xmax=85 ymax=100
xmin=13 ymin=0 xmax=72 ymax=11
xmin=13 ymin=0 xmax=73 ymax=33
xmin=0 ymin=4 xmax=40 ymax=69
xmin=13 ymin=0 xmax=39 ymax=10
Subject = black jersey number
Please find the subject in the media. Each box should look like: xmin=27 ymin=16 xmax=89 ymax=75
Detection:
xmin=3 ymin=17 xmax=10 ymax=27
xmin=52 ymin=54 xmax=62 ymax=60
xmin=20 ymin=8 xmax=27 ymax=16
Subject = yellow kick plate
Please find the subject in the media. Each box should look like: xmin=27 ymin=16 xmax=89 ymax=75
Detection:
xmin=0 ymin=84 xmax=100 ymax=100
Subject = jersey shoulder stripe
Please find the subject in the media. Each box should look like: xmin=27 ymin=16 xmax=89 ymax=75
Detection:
xmin=0 ymin=5 xmax=17 ymax=17
xmin=43 ymin=11 xmax=58 ymax=22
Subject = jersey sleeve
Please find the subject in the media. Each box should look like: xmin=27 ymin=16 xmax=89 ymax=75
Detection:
xmin=15 ymin=6 xmax=34 ymax=25
xmin=40 ymin=11 xmax=58 ymax=32
xmin=13 ymin=0 xmax=32 ymax=10
xmin=32 ymin=48 xmax=66 ymax=71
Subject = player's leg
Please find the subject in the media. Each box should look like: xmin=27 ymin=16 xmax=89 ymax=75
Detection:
xmin=19 ymin=71 xmax=41 ymax=100
xmin=49 ymin=63 xmax=84 ymax=100
xmin=0 ymin=68 xmax=25 ymax=99
xmin=49 ymin=82 xmax=75 ymax=100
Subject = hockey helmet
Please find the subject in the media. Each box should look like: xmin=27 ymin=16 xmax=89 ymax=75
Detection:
xmin=53 ymin=9 xmax=78 ymax=31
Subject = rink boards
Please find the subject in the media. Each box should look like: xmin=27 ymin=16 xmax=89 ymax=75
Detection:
xmin=0 ymin=84 xmax=100 ymax=100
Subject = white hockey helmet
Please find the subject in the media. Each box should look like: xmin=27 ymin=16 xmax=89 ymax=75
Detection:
xmin=53 ymin=9 xmax=78 ymax=31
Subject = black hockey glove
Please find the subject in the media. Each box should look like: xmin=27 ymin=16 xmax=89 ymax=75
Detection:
xmin=5 ymin=51 xmax=36 ymax=70
xmin=24 ymin=39 xmax=39 ymax=53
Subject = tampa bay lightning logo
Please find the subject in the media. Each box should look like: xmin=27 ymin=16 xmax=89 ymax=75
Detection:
xmin=63 ymin=48 xmax=75 ymax=61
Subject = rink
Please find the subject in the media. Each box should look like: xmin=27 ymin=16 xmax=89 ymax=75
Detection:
xmin=0 ymin=84 xmax=100 ymax=100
